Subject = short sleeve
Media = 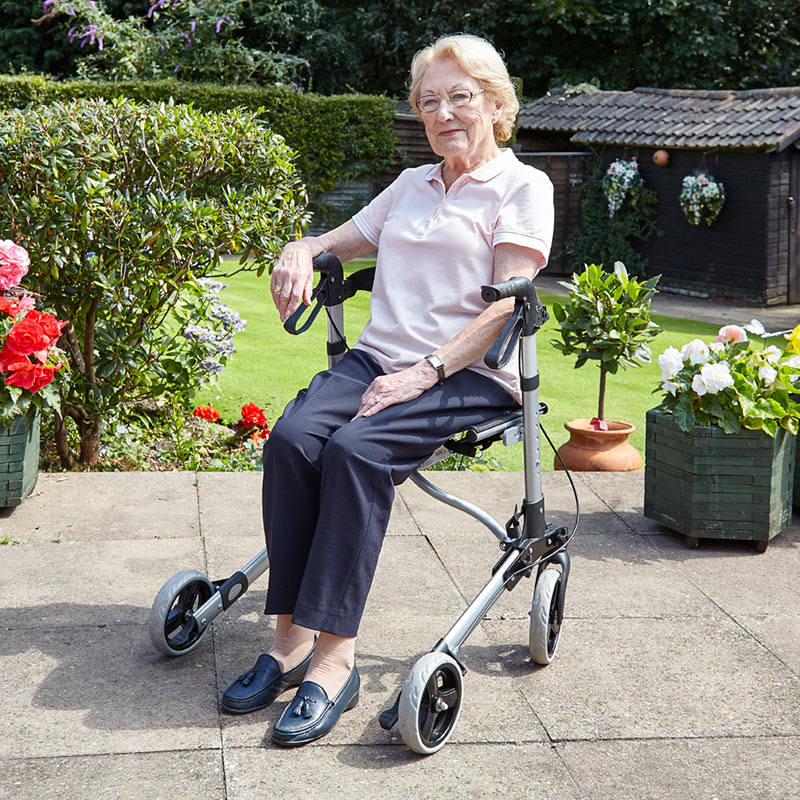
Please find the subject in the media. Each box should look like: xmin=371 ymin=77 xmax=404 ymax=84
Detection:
xmin=492 ymin=169 xmax=554 ymax=268
xmin=351 ymin=178 xmax=400 ymax=247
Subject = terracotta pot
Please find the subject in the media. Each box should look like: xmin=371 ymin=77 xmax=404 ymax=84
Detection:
xmin=555 ymin=418 xmax=643 ymax=472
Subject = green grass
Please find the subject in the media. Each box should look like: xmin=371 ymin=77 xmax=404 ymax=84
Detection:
xmin=194 ymin=261 xmax=721 ymax=470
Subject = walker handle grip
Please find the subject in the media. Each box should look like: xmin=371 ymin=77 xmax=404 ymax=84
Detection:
xmin=481 ymin=276 xmax=535 ymax=303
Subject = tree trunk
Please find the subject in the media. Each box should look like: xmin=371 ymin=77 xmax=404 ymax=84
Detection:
xmin=79 ymin=419 xmax=102 ymax=466
xmin=598 ymin=364 xmax=607 ymax=420
xmin=53 ymin=412 xmax=74 ymax=470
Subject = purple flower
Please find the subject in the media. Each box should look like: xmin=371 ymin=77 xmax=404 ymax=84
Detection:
xmin=215 ymin=15 xmax=233 ymax=33
xmin=190 ymin=21 xmax=195 ymax=31
xmin=147 ymin=0 xmax=169 ymax=18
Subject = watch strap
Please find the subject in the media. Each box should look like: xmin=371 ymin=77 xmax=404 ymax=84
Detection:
xmin=423 ymin=353 xmax=445 ymax=385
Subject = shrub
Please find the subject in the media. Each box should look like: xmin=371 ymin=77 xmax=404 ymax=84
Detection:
xmin=568 ymin=153 xmax=659 ymax=277
xmin=0 ymin=96 xmax=308 ymax=466
xmin=35 ymin=0 xmax=310 ymax=88
xmin=0 ymin=74 xmax=398 ymax=197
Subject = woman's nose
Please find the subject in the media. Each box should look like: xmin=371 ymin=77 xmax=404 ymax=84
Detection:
xmin=436 ymin=101 xmax=455 ymax=121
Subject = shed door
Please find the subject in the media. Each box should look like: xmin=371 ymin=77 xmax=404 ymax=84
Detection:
xmin=790 ymin=151 xmax=800 ymax=304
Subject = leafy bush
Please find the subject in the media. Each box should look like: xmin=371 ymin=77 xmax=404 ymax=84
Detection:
xmin=568 ymin=153 xmax=659 ymax=277
xmin=36 ymin=0 xmax=310 ymax=87
xmin=0 ymin=96 xmax=308 ymax=467
xmin=0 ymin=74 xmax=397 ymax=197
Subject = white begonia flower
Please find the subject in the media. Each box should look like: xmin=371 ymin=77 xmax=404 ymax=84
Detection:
xmin=681 ymin=338 xmax=710 ymax=365
xmin=693 ymin=361 xmax=734 ymax=396
xmin=709 ymin=341 xmax=725 ymax=353
xmin=744 ymin=318 xmax=766 ymax=336
xmin=759 ymin=364 xmax=777 ymax=385
xmin=662 ymin=379 xmax=679 ymax=397
xmin=657 ymin=347 xmax=684 ymax=380
xmin=786 ymin=356 xmax=800 ymax=369
xmin=762 ymin=345 xmax=782 ymax=364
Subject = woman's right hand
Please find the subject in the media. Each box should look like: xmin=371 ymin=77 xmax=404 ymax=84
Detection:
xmin=270 ymin=239 xmax=318 ymax=322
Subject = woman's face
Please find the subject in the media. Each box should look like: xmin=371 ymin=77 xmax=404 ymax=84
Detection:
xmin=417 ymin=58 xmax=501 ymax=168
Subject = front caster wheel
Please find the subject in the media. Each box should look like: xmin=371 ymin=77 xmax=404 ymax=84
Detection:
xmin=398 ymin=652 xmax=464 ymax=755
xmin=529 ymin=567 xmax=563 ymax=665
xmin=149 ymin=570 xmax=215 ymax=656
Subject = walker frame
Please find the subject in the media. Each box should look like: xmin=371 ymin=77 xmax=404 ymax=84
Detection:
xmin=149 ymin=253 xmax=575 ymax=754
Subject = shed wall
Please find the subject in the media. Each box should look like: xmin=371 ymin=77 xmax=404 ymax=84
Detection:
xmin=596 ymin=147 xmax=774 ymax=302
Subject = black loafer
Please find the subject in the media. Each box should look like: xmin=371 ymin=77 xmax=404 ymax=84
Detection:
xmin=220 ymin=643 xmax=315 ymax=715
xmin=271 ymin=665 xmax=360 ymax=747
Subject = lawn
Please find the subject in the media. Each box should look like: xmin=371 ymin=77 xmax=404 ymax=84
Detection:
xmin=194 ymin=259 xmax=721 ymax=470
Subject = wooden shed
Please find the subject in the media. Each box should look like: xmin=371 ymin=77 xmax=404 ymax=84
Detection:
xmin=518 ymin=87 xmax=800 ymax=304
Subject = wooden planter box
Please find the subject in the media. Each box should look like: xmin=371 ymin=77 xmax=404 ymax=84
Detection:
xmin=644 ymin=408 xmax=795 ymax=549
xmin=0 ymin=413 xmax=40 ymax=508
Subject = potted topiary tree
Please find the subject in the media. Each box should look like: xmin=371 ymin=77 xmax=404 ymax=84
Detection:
xmin=551 ymin=261 xmax=661 ymax=471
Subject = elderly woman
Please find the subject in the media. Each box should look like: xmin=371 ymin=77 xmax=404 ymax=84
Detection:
xmin=221 ymin=33 xmax=554 ymax=746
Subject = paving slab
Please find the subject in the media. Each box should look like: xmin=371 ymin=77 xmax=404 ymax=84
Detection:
xmin=574 ymin=471 xmax=665 ymax=535
xmin=736 ymin=613 xmax=800 ymax=676
xmin=428 ymin=528 xmax=723 ymax=622
xmin=483 ymin=617 xmax=800 ymax=741
xmin=0 ymin=471 xmax=200 ymax=542
xmin=1 ymin=538 xmax=206 ymax=627
xmin=647 ymin=527 xmax=800 ymax=618
xmin=223 ymin=742 xmax=581 ymax=800
xmin=1 ymin=624 xmax=220 ymax=758
xmin=559 ymin=737 xmax=800 ymax=800
xmin=0 ymin=751 xmax=225 ymax=800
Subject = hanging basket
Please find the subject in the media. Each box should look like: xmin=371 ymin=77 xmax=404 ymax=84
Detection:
xmin=602 ymin=158 xmax=643 ymax=218
xmin=679 ymin=172 xmax=725 ymax=226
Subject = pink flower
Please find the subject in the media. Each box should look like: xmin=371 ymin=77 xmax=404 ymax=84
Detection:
xmin=716 ymin=324 xmax=748 ymax=344
xmin=0 ymin=240 xmax=30 ymax=291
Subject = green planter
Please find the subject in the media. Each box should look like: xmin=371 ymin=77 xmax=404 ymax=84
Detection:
xmin=644 ymin=408 xmax=795 ymax=550
xmin=0 ymin=413 xmax=40 ymax=508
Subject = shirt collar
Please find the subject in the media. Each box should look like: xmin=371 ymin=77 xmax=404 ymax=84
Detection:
xmin=425 ymin=148 xmax=515 ymax=186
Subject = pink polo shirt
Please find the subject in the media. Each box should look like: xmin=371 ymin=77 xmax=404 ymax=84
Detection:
xmin=351 ymin=148 xmax=554 ymax=399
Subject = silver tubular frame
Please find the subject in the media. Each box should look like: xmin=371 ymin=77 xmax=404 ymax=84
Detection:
xmin=520 ymin=330 xmax=544 ymax=505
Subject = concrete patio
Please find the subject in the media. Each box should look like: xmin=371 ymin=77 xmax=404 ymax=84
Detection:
xmin=1 ymin=469 xmax=798 ymax=799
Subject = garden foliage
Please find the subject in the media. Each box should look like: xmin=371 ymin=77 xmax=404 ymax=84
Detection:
xmin=0 ymin=74 xmax=397 ymax=198
xmin=0 ymin=96 xmax=308 ymax=466
xmin=568 ymin=154 xmax=659 ymax=277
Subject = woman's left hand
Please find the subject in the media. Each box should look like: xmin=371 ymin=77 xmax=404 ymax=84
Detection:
xmin=355 ymin=362 xmax=438 ymax=418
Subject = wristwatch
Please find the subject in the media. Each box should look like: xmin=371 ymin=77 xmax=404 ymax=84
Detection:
xmin=423 ymin=353 xmax=446 ymax=385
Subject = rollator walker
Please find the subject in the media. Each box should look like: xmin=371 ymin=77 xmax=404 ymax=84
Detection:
xmin=149 ymin=253 xmax=577 ymax=755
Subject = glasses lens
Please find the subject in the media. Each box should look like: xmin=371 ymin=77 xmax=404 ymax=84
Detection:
xmin=418 ymin=96 xmax=439 ymax=112
xmin=449 ymin=90 xmax=473 ymax=106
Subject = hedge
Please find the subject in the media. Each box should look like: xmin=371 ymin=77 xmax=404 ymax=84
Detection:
xmin=0 ymin=74 xmax=398 ymax=198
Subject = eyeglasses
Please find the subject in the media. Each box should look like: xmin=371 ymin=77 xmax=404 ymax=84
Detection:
xmin=416 ymin=89 xmax=485 ymax=114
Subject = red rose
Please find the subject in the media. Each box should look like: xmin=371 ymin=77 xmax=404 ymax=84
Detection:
xmin=0 ymin=345 xmax=28 ymax=372
xmin=240 ymin=402 xmax=267 ymax=429
xmin=21 ymin=309 xmax=67 ymax=347
xmin=3 ymin=361 xmax=58 ymax=392
xmin=193 ymin=404 xmax=220 ymax=422
xmin=5 ymin=315 xmax=52 ymax=357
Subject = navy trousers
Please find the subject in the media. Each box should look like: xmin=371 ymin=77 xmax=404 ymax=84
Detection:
xmin=262 ymin=348 xmax=517 ymax=637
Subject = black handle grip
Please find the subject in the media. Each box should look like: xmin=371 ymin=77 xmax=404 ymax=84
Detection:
xmin=481 ymin=276 xmax=535 ymax=303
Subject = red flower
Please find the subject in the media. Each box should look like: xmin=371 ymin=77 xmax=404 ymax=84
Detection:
xmin=240 ymin=402 xmax=268 ymax=429
xmin=193 ymin=404 xmax=220 ymax=422
xmin=0 ymin=295 xmax=34 ymax=318
xmin=3 ymin=361 xmax=59 ymax=392
xmin=5 ymin=314 xmax=52 ymax=357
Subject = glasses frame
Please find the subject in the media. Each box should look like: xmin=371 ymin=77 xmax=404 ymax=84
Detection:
xmin=416 ymin=89 xmax=486 ymax=114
